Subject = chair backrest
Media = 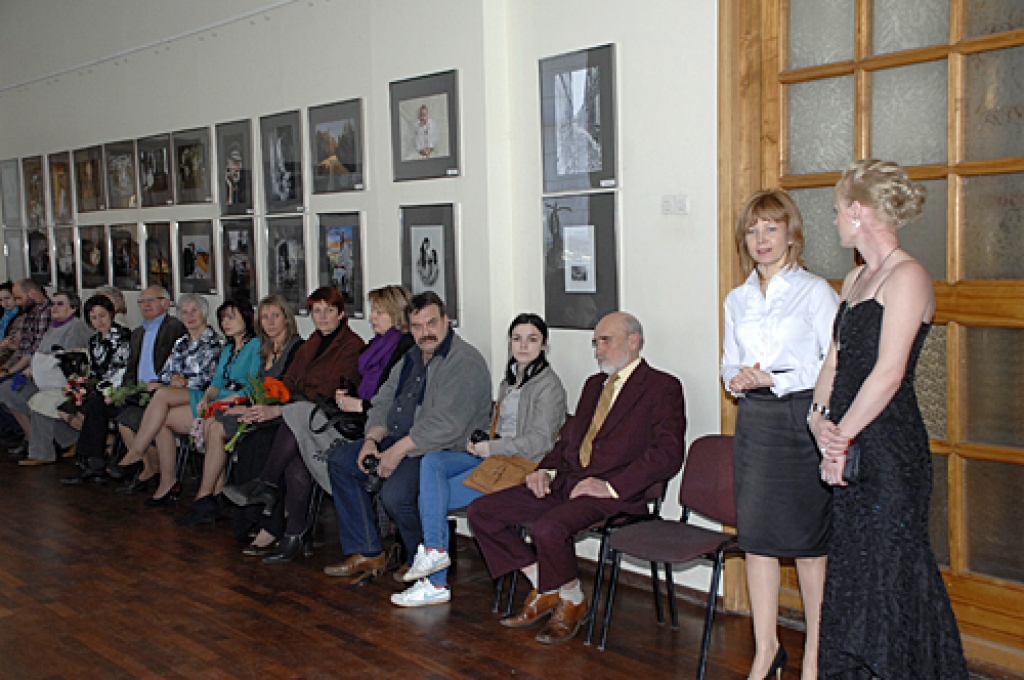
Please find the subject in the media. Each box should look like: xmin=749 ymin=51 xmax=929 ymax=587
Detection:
xmin=678 ymin=435 xmax=736 ymax=526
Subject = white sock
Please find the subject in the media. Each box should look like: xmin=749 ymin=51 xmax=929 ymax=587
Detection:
xmin=559 ymin=581 xmax=584 ymax=605
xmin=522 ymin=563 xmax=539 ymax=589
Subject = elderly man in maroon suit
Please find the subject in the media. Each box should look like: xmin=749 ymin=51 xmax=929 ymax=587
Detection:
xmin=468 ymin=311 xmax=686 ymax=644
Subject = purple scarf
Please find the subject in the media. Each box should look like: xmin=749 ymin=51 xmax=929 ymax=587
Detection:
xmin=358 ymin=327 xmax=402 ymax=400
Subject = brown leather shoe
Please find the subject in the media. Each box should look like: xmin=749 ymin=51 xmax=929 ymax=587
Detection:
xmin=500 ymin=589 xmax=560 ymax=628
xmin=324 ymin=553 xmax=386 ymax=577
xmin=535 ymin=598 xmax=588 ymax=644
xmin=18 ymin=458 xmax=55 ymax=467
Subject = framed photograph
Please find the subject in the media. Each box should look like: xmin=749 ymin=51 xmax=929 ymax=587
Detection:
xmin=22 ymin=156 xmax=46 ymax=227
xmin=267 ymin=216 xmax=307 ymax=314
xmin=110 ymin=223 xmax=142 ymax=290
xmin=138 ymin=135 xmax=174 ymax=207
xmin=401 ymin=204 xmax=458 ymax=324
xmin=144 ymin=222 xmax=173 ymax=298
xmin=216 ymin=120 xmax=253 ymax=215
xmin=80 ymin=225 xmax=109 ymax=289
xmin=48 ymin=152 xmax=74 ymax=224
xmin=173 ymin=127 xmax=212 ymax=205
xmin=105 ymin=140 xmax=138 ymax=209
xmin=309 ymin=99 xmax=364 ymax=193
xmin=318 ymin=212 xmax=363 ymax=318
xmin=27 ymin=228 xmax=52 ymax=287
xmin=54 ymin=226 xmax=77 ymax=291
xmin=178 ymin=220 xmax=216 ymax=295
xmin=222 ymin=219 xmax=256 ymax=306
xmin=74 ymin=146 xmax=106 ymax=212
xmin=4 ymin=229 xmax=27 ymax=281
xmin=543 ymin=192 xmax=618 ymax=329
xmin=390 ymin=70 xmax=460 ymax=181
xmin=260 ymin=110 xmax=304 ymax=213
xmin=1 ymin=160 xmax=23 ymax=227
xmin=539 ymin=44 xmax=617 ymax=193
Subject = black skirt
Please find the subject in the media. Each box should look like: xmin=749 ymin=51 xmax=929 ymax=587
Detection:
xmin=733 ymin=388 xmax=831 ymax=558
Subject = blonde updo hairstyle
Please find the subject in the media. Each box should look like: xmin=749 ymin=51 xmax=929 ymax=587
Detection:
xmin=734 ymin=188 xmax=806 ymax=276
xmin=836 ymin=159 xmax=926 ymax=229
xmin=368 ymin=285 xmax=411 ymax=332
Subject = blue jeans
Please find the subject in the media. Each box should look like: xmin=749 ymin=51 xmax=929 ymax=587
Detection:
xmin=418 ymin=450 xmax=484 ymax=586
xmin=327 ymin=437 xmax=423 ymax=560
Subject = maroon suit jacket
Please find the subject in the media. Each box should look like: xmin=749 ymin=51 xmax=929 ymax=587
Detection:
xmin=538 ymin=359 xmax=686 ymax=502
xmin=282 ymin=320 xmax=364 ymax=401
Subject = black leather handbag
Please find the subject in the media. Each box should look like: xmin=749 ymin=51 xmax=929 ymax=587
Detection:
xmin=309 ymin=393 xmax=366 ymax=441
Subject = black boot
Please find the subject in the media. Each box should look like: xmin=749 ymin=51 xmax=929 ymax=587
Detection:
xmin=262 ymin=534 xmax=304 ymax=564
xmin=175 ymin=495 xmax=221 ymax=527
xmin=222 ymin=480 xmax=279 ymax=517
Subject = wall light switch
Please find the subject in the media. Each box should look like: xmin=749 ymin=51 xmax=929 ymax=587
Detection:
xmin=661 ymin=195 xmax=675 ymax=215
xmin=675 ymin=195 xmax=690 ymax=215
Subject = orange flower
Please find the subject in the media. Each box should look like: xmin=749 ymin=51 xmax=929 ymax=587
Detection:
xmin=263 ymin=377 xmax=290 ymax=403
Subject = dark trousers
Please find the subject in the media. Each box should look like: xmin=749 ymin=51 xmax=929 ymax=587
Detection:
xmin=76 ymin=393 xmax=117 ymax=462
xmin=467 ymin=482 xmax=643 ymax=593
xmin=259 ymin=424 xmax=312 ymax=536
xmin=232 ymin=422 xmax=286 ymax=541
xmin=327 ymin=437 xmax=422 ymax=560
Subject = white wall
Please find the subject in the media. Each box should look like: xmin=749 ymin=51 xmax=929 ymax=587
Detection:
xmin=0 ymin=0 xmax=722 ymax=588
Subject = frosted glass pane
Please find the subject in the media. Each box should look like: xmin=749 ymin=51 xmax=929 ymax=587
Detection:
xmin=788 ymin=0 xmax=855 ymax=69
xmin=871 ymin=61 xmax=948 ymax=166
xmin=788 ymin=76 xmax=855 ymax=175
xmin=917 ymin=324 xmax=947 ymax=442
xmin=930 ymin=454 xmax=950 ymax=567
xmin=872 ymin=0 xmax=948 ymax=55
xmin=965 ymin=0 xmax=1024 ymax=38
xmin=965 ymin=458 xmax=1024 ymax=584
xmin=964 ymin=45 xmax=1024 ymax=162
xmin=963 ymin=327 xmax=1024 ymax=449
xmin=790 ymin=186 xmax=850 ymax=280
xmin=898 ymin=179 xmax=947 ymax=280
xmin=961 ymin=173 xmax=1024 ymax=280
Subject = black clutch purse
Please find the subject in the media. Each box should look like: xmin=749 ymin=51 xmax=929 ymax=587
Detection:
xmin=842 ymin=442 xmax=860 ymax=484
xmin=310 ymin=393 xmax=366 ymax=441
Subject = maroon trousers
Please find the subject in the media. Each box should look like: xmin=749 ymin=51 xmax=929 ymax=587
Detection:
xmin=468 ymin=481 xmax=646 ymax=593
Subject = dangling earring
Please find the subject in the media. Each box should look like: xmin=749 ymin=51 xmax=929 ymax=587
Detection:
xmin=852 ymin=219 xmax=861 ymax=229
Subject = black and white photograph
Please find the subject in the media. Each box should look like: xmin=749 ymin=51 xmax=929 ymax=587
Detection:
xmin=22 ymin=156 xmax=46 ymax=227
xmin=310 ymin=100 xmax=364 ymax=193
xmin=222 ymin=219 xmax=256 ymax=306
xmin=400 ymin=203 xmax=458 ymax=324
xmin=74 ymin=146 xmax=106 ymax=212
xmin=48 ymin=152 xmax=73 ymax=224
xmin=110 ymin=224 xmax=141 ymax=290
xmin=267 ymin=216 xmax=307 ymax=313
xmin=27 ymin=228 xmax=51 ymax=287
xmin=543 ymin=192 xmax=617 ymax=329
xmin=260 ymin=111 xmax=303 ymax=213
xmin=138 ymin=135 xmax=174 ymax=207
xmin=4 ymin=229 xmax=26 ymax=281
xmin=318 ymin=212 xmax=363 ymax=317
xmin=144 ymin=222 xmax=173 ymax=297
xmin=540 ymin=44 xmax=617 ymax=193
xmin=54 ymin=227 xmax=76 ymax=291
xmin=80 ymin=225 xmax=109 ymax=289
xmin=178 ymin=220 xmax=216 ymax=295
xmin=174 ymin=128 xmax=212 ymax=204
xmin=1 ymin=159 xmax=23 ymax=227
xmin=216 ymin=120 xmax=253 ymax=215
xmin=104 ymin=140 xmax=137 ymax=209
xmin=390 ymin=70 xmax=460 ymax=181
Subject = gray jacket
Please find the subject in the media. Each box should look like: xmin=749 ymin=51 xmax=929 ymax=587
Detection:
xmin=487 ymin=365 xmax=567 ymax=462
xmin=367 ymin=331 xmax=491 ymax=456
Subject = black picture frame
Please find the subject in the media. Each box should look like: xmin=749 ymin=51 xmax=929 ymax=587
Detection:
xmin=267 ymin=216 xmax=307 ymax=314
xmin=4 ymin=229 xmax=27 ymax=281
xmin=216 ymin=120 xmax=253 ymax=215
xmin=260 ymin=110 xmax=304 ymax=213
xmin=1 ymin=159 xmax=23 ymax=227
xmin=543 ymin=192 xmax=618 ymax=330
xmin=309 ymin=99 xmax=364 ymax=193
xmin=177 ymin=220 xmax=217 ymax=295
xmin=73 ymin=146 xmax=107 ymax=212
xmin=105 ymin=140 xmax=138 ymax=210
xmin=539 ymin=44 xmax=617 ymax=193
xmin=110 ymin=223 xmax=142 ymax=290
xmin=390 ymin=70 xmax=460 ymax=181
xmin=80 ymin=225 xmax=109 ymax=289
xmin=317 ymin=212 xmax=363 ymax=318
xmin=400 ymin=203 xmax=458 ymax=324
xmin=22 ymin=156 xmax=46 ymax=227
xmin=222 ymin=218 xmax=256 ymax=307
xmin=173 ymin=127 xmax=212 ymax=205
xmin=48 ymin=152 xmax=74 ymax=224
xmin=53 ymin=226 xmax=76 ymax=292
xmin=137 ymin=135 xmax=174 ymax=207
xmin=27 ymin=227 xmax=52 ymax=288
xmin=144 ymin=222 xmax=174 ymax=297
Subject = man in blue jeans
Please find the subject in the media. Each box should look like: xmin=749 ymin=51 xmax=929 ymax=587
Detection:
xmin=324 ymin=292 xmax=491 ymax=584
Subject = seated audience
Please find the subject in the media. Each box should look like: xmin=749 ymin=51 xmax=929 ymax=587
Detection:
xmin=95 ymin=285 xmax=128 ymax=325
xmin=0 ymin=281 xmax=25 ymax=443
xmin=0 ymin=281 xmax=19 ymax=340
xmin=0 ymin=278 xmax=53 ymax=454
xmin=468 ymin=312 xmax=686 ymax=644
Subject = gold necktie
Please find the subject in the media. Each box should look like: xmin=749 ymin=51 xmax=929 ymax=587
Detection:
xmin=579 ymin=373 xmax=619 ymax=467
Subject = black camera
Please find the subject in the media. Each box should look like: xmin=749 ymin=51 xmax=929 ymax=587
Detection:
xmin=362 ymin=453 xmax=384 ymax=494
xmin=470 ymin=429 xmax=491 ymax=444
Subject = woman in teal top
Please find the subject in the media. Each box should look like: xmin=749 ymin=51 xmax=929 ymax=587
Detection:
xmin=192 ymin=301 xmax=261 ymax=417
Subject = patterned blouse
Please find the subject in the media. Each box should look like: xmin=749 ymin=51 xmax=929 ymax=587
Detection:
xmin=159 ymin=327 xmax=224 ymax=391
xmin=89 ymin=323 xmax=132 ymax=389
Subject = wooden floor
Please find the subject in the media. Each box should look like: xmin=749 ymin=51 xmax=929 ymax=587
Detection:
xmin=0 ymin=455 xmax=1015 ymax=680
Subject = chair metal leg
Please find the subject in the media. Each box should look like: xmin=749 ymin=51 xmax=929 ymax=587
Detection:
xmin=305 ymin=485 xmax=325 ymax=547
xmin=503 ymin=570 xmax=518 ymax=617
xmin=492 ymin=574 xmax=505 ymax=613
xmin=664 ymin=562 xmax=679 ymax=629
xmin=597 ymin=551 xmax=623 ymax=651
xmin=650 ymin=560 xmax=664 ymax=625
xmin=447 ymin=518 xmax=458 ymax=558
xmin=584 ymin=533 xmax=611 ymax=645
xmin=696 ymin=550 xmax=726 ymax=680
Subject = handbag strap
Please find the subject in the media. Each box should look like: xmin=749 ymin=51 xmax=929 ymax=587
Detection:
xmin=309 ymin=394 xmax=349 ymax=435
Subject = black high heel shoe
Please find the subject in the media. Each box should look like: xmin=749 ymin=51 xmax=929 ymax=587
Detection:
xmin=117 ymin=471 xmax=159 ymax=495
xmin=222 ymin=480 xmax=279 ymax=517
xmin=762 ymin=645 xmax=787 ymax=680
xmin=175 ymin=495 xmax=221 ymax=526
xmin=107 ymin=459 xmax=141 ymax=481
xmin=143 ymin=481 xmax=182 ymax=508
xmin=262 ymin=534 xmax=305 ymax=564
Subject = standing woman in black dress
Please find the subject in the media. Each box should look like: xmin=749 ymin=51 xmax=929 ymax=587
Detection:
xmin=810 ymin=159 xmax=967 ymax=678
xmin=723 ymin=189 xmax=838 ymax=680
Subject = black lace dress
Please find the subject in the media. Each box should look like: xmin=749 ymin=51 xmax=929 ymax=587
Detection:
xmin=819 ymin=300 xmax=967 ymax=679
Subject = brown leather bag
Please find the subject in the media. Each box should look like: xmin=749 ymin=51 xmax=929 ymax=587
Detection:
xmin=463 ymin=455 xmax=538 ymax=495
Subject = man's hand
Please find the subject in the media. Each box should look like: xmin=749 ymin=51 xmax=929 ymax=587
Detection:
xmin=376 ymin=447 xmax=405 ymax=478
xmin=569 ymin=477 xmax=613 ymax=499
xmin=357 ymin=439 xmax=379 ymax=474
xmin=525 ymin=470 xmax=552 ymax=498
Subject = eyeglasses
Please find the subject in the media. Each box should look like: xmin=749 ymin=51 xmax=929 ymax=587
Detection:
xmin=138 ymin=297 xmax=167 ymax=305
xmin=52 ymin=300 xmax=68 ymax=307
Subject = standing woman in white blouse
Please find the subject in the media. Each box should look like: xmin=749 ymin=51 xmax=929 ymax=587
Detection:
xmin=722 ymin=189 xmax=839 ymax=680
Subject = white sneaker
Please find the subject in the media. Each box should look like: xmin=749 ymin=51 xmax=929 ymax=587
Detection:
xmin=404 ymin=544 xmax=451 ymax=581
xmin=391 ymin=578 xmax=451 ymax=607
